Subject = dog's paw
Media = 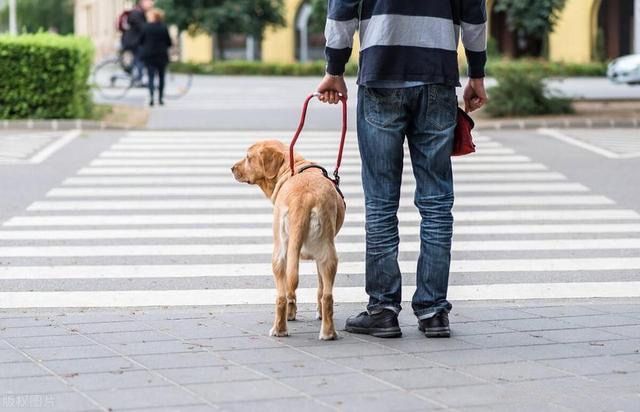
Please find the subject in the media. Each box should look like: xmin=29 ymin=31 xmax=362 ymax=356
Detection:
xmin=269 ymin=326 xmax=289 ymax=337
xmin=318 ymin=330 xmax=339 ymax=341
xmin=287 ymin=313 xmax=297 ymax=321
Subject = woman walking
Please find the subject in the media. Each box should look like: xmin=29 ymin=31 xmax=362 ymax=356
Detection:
xmin=140 ymin=8 xmax=172 ymax=106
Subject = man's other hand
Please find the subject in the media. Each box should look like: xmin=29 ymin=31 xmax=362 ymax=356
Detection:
xmin=316 ymin=74 xmax=348 ymax=104
xmin=463 ymin=78 xmax=488 ymax=113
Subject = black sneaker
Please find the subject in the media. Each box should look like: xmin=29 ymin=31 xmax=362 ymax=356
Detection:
xmin=418 ymin=312 xmax=450 ymax=338
xmin=345 ymin=310 xmax=402 ymax=338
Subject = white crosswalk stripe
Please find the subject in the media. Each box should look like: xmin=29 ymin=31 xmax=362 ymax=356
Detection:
xmin=1 ymin=130 xmax=639 ymax=308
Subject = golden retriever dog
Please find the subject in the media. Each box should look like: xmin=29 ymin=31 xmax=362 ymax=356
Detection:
xmin=231 ymin=140 xmax=345 ymax=340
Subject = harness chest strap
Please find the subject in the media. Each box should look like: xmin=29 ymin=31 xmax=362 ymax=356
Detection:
xmin=297 ymin=164 xmax=346 ymax=205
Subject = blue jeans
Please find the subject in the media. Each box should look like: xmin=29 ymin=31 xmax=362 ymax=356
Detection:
xmin=357 ymin=84 xmax=456 ymax=320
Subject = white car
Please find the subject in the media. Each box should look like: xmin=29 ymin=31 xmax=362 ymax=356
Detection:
xmin=607 ymin=54 xmax=640 ymax=85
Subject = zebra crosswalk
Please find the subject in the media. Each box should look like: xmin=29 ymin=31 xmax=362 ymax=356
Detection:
xmin=0 ymin=130 xmax=80 ymax=164
xmin=1 ymin=130 xmax=639 ymax=308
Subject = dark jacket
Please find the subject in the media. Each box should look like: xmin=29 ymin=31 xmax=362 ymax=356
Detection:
xmin=140 ymin=22 xmax=173 ymax=66
xmin=121 ymin=7 xmax=146 ymax=50
xmin=325 ymin=0 xmax=488 ymax=86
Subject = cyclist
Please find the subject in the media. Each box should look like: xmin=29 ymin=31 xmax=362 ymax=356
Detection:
xmin=120 ymin=0 xmax=155 ymax=85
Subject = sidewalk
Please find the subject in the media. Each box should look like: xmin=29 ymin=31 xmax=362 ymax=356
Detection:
xmin=1 ymin=299 xmax=639 ymax=411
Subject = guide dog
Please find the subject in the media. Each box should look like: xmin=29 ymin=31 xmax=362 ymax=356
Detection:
xmin=232 ymin=140 xmax=345 ymax=340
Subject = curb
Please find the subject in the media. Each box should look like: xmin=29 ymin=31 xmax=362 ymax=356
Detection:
xmin=1 ymin=117 xmax=638 ymax=131
xmin=1 ymin=119 xmax=132 ymax=131
xmin=475 ymin=117 xmax=640 ymax=131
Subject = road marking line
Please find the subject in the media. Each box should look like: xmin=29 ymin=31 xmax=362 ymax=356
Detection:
xmin=77 ymin=163 xmax=549 ymax=175
xmin=4 ymin=223 xmax=640 ymax=240
xmin=100 ymin=148 xmax=516 ymax=157
xmin=28 ymin=130 xmax=81 ymax=164
xmin=61 ymin=172 xmax=568 ymax=186
xmin=2 ymin=238 xmax=640 ymax=257
xmin=1 ymin=282 xmax=639 ymax=308
xmin=538 ymin=128 xmax=622 ymax=159
xmin=27 ymin=195 xmax=613 ymax=211
xmin=2 ymin=258 xmax=640 ymax=280
xmin=4 ymin=210 xmax=638 ymax=226
xmin=45 ymin=183 xmax=589 ymax=197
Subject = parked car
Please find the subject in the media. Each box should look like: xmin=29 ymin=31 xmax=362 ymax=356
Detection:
xmin=607 ymin=54 xmax=640 ymax=85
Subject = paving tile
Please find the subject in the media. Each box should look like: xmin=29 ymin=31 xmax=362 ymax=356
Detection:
xmin=248 ymin=359 xmax=352 ymax=379
xmin=331 ymin=353 xmax=436 ymax=372
xmin=369 ymin=367 xmax=486 ymax=389
xmin=88 ymin=385 xmax=203 ymax=410
xmin=614 ymin=353 xmax=640 ymax=364
xmin=218 ymin=397 xmax=326 ymax=412
xmin=65 ymin=369 xmax=166 ymax=391
xmin=448 ymin=322 xmax=513 ymax=336
xmin=265 ymin=331 xmax=362 ymax=347
xmin=86 ymin=330 xmax=177 ymax=344
xmin=157 ymin=365 xmax=262 ymax=385
xmin=539 ymin=355 xmax=640 ymax=376
xmin=0 ymin=317 xmax=55 ymax=328
xmin=0 ymin=391 xmax=98 ymax=411
xmin=44 ymin=356 xmax=137 ymax=376
xmin=67 ymin=321 xmax=152 ymax=334
xmin=187 ymin=380 xmax=299 ymax=403
xmin=279 ymin=372 xmax=392 ymax=396
xmin=218 ymin=346 xmax=318 ymax=364
xmin=23 ymin=345 xmax=116 ymax=361
xmin=457 ymin=361 xmax=571 ymax=383
xmin=0 ymin=348 xmax=27 ymax=363
xmin=108 ymin=339 xmax=199 ymax=356
xmin=188 ymin=335 xmax=282 ymax=351
xmin=5 ymin=335 xmax=94 ymax=349
xmin=317 ymin=389 xmax=436 ymax=411
xmin=455 ymin=308 xmax=539 ymax=322
xmin=587 ymin=370 xmax=640 ymax=390
xmin=593 ymin=303 xmax=640 ymax=315
xmin=600 ymin=325 xmax=640 ymax=339
xmin=119 ymin=405 xmax=213 ymax=412
xmin=54 ymin=313 xmax=133 ymax=325
xmin=415 ymin=347 xmax=523 ymax=367
xmin=489 ymin=317 xmax=578 ymax=332
xmin=0 ymin=362 xmax=49 ymax=379
xmin=0 ymin=376 xmax=70 ymax=395
xmin=501 ymin=342 xmax=598 ymax=360
xmin=144 ymin=319 xmax=247 ymax=339
xmin=558 ymin=314 xmax=640 ymax=328
xmin=0 ymin=325 xmax=69 ymax=338
xmin=535 ymin=328 xmax=625 ymax=343
xmin=374 ymin=336 xmax=480 ymax=353
xmin=458 ymin=332 xmax=553 ymax=348
xmin=132 ymin=351 xmax=228 ymax=369
xmin=519 ymin=305 xmax=604 ymax=318
xmin=414 ymin=384 xmax=521 ymax=408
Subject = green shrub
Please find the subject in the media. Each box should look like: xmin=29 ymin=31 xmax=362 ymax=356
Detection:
xmin=0 ymin=33 xmax=94 ymax=119
xmin=466 ymin=58 xmax=607 ymax=78
xmin=485 ymin=66 xmax=574 ymax=117
xmin=171 ymin=60 xmax=359 ymax=77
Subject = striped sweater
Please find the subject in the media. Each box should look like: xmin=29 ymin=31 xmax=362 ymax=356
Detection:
xmin=325 ymin=0 xmax=487 ymax=87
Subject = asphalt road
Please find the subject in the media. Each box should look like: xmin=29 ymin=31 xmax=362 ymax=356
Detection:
xmin=94 ymin=75 xmax=640 ymax=130
xmin=0 ymin=126 xmax=639 ymax=308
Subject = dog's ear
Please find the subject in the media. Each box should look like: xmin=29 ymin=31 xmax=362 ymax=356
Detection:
xmin=261 ymin=146 xmax=286 ymax=180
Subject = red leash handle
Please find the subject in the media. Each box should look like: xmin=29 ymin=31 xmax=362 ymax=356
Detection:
xmin=289 ymin=92 xmax=348 ymax=183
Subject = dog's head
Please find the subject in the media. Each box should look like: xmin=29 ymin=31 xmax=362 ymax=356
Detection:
xmin=231 ymin=140 xmax=287 ymax=185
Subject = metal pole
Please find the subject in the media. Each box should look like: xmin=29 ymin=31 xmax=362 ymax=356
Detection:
xmin=8 ymin=0 xmax=17 ymax=35
xmin=634 ymin=0 xmax=640 ymax=54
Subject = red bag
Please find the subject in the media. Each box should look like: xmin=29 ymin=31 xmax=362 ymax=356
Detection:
xmin=452 ymin=108 xmax=476 ymax=156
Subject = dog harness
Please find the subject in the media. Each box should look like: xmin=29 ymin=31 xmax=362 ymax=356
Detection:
xmin=297 ymin=163 xmax=345 ymax=205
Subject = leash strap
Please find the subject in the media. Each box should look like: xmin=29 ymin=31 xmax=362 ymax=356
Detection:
xmin=289 ymin=92 xmax=348 ymax=184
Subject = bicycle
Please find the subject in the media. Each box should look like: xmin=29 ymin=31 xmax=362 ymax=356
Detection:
xmin=92 ymin=48 xmax=193 ymax=100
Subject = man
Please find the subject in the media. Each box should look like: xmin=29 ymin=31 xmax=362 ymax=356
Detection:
xmin=316 ymin=0 xmax=488 ymax=338
xmin=121 ymin=0 xmax=155 ymax=84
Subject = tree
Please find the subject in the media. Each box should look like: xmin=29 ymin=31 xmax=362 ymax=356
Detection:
xmin=308 ymin=0 xmax=327 ymax=34
xmin=0 ymin=0 xmax=74 ymax=34
xmin=494 ymin=0 xmax=567 ymax=57
xmin=156 ymin=0 xmax=285 ymax=60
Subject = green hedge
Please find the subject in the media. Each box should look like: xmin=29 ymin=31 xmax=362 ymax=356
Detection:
xmin=0 ymin=33 xmax=94 ymax=119
xmin=172 ymin=58 xmax=606 ymax=78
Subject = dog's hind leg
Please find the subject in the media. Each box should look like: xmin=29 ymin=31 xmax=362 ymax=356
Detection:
xmin=315 ymin=265 xmax=324 ymax=320
xmin=270 ymin=256 xmax=289 ymax=337
xmin=317 ymin=244 xmax=338 ymax=340
xmin=284 ymin=206 xmax=311 ymax=323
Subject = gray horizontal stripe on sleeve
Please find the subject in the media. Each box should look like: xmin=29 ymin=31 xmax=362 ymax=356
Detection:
xmin=461 ymin=21 xmax=487 ymax=52
xmin=360 ymin=14 xmax=457 ymax=52
xmin=325 ymin=18 xmax=359 ymax=49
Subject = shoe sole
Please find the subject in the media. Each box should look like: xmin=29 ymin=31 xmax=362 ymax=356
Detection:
xmin=419 ymin=326 xmax=450 ymax=338
xmin=345 ymin=326 xmax=402 ymax=338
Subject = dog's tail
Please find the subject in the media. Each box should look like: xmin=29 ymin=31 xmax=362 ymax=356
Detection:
xmin=284 ymin=201 xmax=313 ymax=296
